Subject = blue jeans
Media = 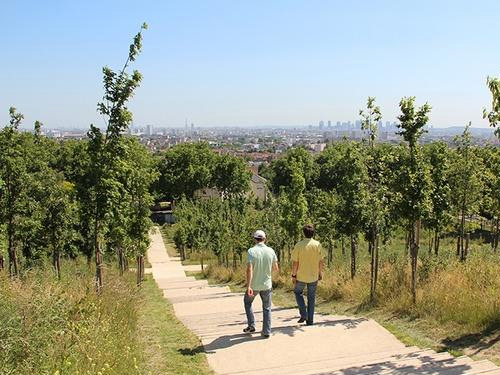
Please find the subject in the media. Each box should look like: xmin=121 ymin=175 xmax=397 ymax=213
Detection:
xmin=244 ymin=289 xmax=272 ymax=335
xmin=294 ymin=281 xmax=318 ymax=323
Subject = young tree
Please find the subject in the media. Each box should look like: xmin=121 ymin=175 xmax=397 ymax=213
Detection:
xmin=277 ymin=160 xmax=308 ymax=260
xmin=480 ymin=146 xmax=500 ymax=251
xmin=316 ymin=142 xmax=368 ymax=279
xmin=360 ymin=96 xmax=382 ymax=148
xmin=449 ymin=124 xmax=484 ymax=261
xmin=0 ymin=107 xmax=27 ymax=276
xmin=423 ymin=142 xmax=452 ymax=255
xmin=360 ymin=97 xmax=385 ymax=301
xmin=483 ymin=74 xmax=500 ymax=141
xmin=396 ymin=96 xmax=432 ymax=303
xmin=86 ymin=23 xmax=147 ymax=291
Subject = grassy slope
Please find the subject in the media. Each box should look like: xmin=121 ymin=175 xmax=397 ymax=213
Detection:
xmin=138 ymin=275 xmax=214 ymax=375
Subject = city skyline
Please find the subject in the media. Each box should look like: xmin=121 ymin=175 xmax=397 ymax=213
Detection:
xmin=2 ymin=1 xmax=500 ymax=129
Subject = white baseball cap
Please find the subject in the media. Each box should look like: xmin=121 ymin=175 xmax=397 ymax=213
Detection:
xmin=253 ymin=230 xmax=266 ymax=239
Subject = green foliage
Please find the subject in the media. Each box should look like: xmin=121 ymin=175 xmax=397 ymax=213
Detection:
xmin=267 ymin=147 xmax=316 ymax=194
xmin=359 ymin=96 xmax=382 ymax=147
xmin=397 ymin=97 xmax=432 ymax=150
xmin=484 ymin=74 xmax=500 ymax=140
xmin=156 ymin=143 xmax=217 ymax=199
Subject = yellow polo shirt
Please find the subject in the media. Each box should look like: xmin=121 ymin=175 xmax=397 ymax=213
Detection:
xmin=291 ymin=238 xmax=324 ymax=283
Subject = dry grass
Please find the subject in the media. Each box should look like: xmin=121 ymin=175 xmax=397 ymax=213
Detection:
xmin=0 ymin=261 xmax=142 ymax=375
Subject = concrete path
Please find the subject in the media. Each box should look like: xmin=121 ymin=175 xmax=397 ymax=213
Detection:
xmin=147 ymin=231 xmax=500 ymax=375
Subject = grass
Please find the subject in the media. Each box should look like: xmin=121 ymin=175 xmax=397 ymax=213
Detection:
xmin=0 ymin=258 xmax=214 ymax=375
xmin=137 ymin=275 xmax=213 ymax=375
xmin=0 ymin=261 xmax=143 ymax=375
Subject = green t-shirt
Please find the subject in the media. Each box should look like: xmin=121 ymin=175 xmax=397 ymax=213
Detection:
xmin=247 ymin=243 xmax=277 ymax=291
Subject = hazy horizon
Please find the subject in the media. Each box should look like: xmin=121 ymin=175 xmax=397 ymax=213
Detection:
xmin=2 ymin=1 xmax=500 ymax=130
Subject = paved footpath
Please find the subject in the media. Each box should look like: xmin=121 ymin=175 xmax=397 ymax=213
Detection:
xmin=148 ymin=231 xmax=500 ymax=375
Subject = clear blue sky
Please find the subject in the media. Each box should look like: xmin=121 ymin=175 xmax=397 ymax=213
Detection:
xmin=2 ymin=0 xmax=500 ymax=129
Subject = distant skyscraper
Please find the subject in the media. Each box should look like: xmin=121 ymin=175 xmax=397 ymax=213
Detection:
xmin=146 ymin=124 xmax=154 ymax=136
xmin=327 ymin=120 xmax=332 ymax=128
xmin=319 ymin=120 xmax=324 ymax=129
xmin=336 ymin=121 xmax=341 ymax=128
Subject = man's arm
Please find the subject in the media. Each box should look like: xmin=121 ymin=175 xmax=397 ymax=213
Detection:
xmin=318 ymin=259 xmax=324 ymax=281
xmin=273 ymin=261 xmax=279 ymax=273
xmin=246 ymin=263 xmax=254 ymax=296
xmin=291 ymin=261 xmax=299 ymax=285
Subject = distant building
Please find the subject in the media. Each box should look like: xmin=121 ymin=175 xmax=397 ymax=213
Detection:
xmin=319 ymin=120 xmax=324 ymax=129
xmin=327 ymin=120 xmax=332 ymax=128
xmin=146 ymin=124 xmax=154 ymax=136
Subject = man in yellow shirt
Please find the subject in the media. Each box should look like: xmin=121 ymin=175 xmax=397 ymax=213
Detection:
xmin=291 ymin=224 xmax=324 ymax=326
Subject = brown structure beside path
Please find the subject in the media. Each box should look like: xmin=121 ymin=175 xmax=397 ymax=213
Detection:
xmin=147 ymin=230 xmax=500 ymax=375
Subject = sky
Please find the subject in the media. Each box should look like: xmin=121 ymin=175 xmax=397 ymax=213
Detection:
xmin=1 ymin=0 xmax=500 ymax=129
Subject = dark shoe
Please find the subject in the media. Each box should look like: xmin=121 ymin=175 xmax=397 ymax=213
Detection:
xmin=243 ymin=326 xmax=256 ymax=333
xmin=306 ymin=320 xmax=314 ymax=326
xmin=261 ymin=333 xmax=270 ymax=338
xmin=297 ymin=317 xmax=306 ymax=323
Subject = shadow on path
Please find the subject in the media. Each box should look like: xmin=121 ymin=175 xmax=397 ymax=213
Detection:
xmin=312 ymin=355 xmax=472 ymax=375
xmin=178 ymin=317 xmax=369 ymax=355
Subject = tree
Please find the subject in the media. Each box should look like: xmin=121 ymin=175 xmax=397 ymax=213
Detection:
xmin=396 ymin=96 xmax=432 ymax=303
xmin=449 ymin=124 xmax=485 ymax=261
xmin=360 ymin=97 xmax=385 ymax=301
xmin=212 ymin=154 xmax=251 ymax=197
xmin=122 ymin=138 xmax=159 ymax=282
xmin=483 ymin=74 xmax=500 ymax=141
xmin=480 ymin=146 xmax=500 ymax=251
xmin=267 ymin=147 xmax=316 ymax=195
xmin=86 ymin=23 xmax=147 ymax=291
xmin=155 ymin=143 xmax=217 ymax=200
xmin=307 ymin=188 xmax=336 ymax=266
xmin=316 ymin=142 xmax=368 ymax=279
xmin=277 ymin=160 xmax=308 ymax=261
xmin=360 ymin=96 xmax=382 ymax=148
xmin=423 ymin=142 xmax=452 ymax=255
xmin=0 ymin=107 xmax=27 ymax=276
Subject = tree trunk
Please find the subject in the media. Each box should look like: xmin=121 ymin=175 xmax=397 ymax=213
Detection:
xmin=7 ymin=212 xmax=19 ymax=277
xmin=350 ymin=234 xmax=357 ymax=279
xmin=374 ymin=236 xmax=379 ymax=293
xmin=232 ymin=251 xmax=237 ymax=270
xmin=0 ymin=255 xmax=4 ymax=271
xmin=94 ymin=217 xmax=103 ymax=293
xmin=53 ymin=248 xmax=61 ymax=280
xmin=136 ymin=255 xmax=144 ymax=286
xmin=456 ymin=236 xmax=461 ymax=257
xmin=201 ymin=253 xmax=204 ymax=272
xmin=405 ymin=229 xmax=411 ymax=255
xmin=434 ymin=229 xmax=440 ymax=256
xmin=370 ymin=237 xmax=375 ymax=302
xmin=341 ymin=236 xmax=346 ymax=256
xmin=464 ymin=233 xmax=470 ymax=261
xmin=410 ymin=220 xmax=420 ymax=304
xmin=428 ymin=229 xmax=433 ymax=254
xmin=327 ymin=241 xmax=333 ymax=266
xmin=494 ymin=217 xmax=499 ymax=252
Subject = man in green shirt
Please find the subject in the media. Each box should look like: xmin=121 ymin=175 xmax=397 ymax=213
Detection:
xmin=244 ymin=230 xmax=279 ymax=338
xmin=291 ymin=224 xmax=324 ymax=326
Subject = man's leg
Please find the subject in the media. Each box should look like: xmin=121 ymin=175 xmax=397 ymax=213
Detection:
xmin=306 ymin=281 xmax=318 ymax=325
xmin=294 ymin=281 xmax=307 ymax=320
xmin=260 ymin=289 xmax=272 ymax=337
xmin=244 ymin=292 xmax=256 ymax=331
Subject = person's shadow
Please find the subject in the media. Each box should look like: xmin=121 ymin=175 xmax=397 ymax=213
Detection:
xmin=178 ymin=315 xmax=368 ymax=354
